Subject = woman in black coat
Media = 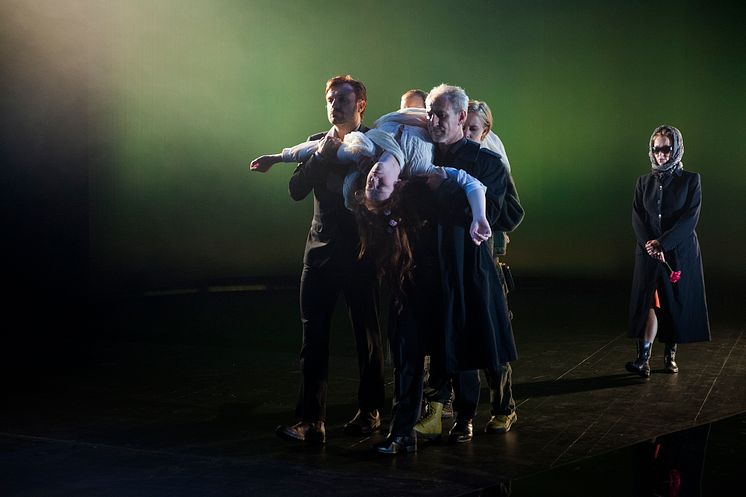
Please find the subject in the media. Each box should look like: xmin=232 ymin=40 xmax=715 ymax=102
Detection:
xmin=626 ymin=125 xmax=711 ymax=377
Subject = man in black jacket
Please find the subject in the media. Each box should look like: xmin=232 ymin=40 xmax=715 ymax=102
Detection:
xmin=275 ymin=75 xmax=384 ymax=444
xmin=421 ymin=84 xmax=518 ymax=445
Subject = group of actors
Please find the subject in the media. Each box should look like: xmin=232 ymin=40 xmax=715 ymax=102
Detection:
xmin=249 ymin=75 xmax=711 ymax=455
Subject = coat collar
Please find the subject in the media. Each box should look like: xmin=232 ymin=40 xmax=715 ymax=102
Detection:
xmin=434 ymin=137 xmax=471 ymax=165
xmin=652 ymin=165 xmax=683 ymax=185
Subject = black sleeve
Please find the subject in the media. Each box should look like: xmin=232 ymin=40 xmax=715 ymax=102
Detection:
xmin=432 ymin=153 xmax=510 ymax=229
xmin=631 ymin=176 xmax=652 ymax=246
xmin=479 ymin=155 xmax=509 ymax=228
xmin=432 ymin=178 xmax=471 ymax=227
xmin=288 ymin=134 xmax=327 ymax=201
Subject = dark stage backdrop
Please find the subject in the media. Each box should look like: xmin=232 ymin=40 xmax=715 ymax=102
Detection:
xmin=3 ymin=0 xmax=745 ymax=294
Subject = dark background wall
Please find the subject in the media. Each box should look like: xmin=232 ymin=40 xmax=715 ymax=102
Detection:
xmin=3 ymin=0 xmax=745 ymax=301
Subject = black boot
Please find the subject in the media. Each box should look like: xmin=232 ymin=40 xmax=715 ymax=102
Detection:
xmin=374 ymin=432 xmax=417 ymax=454
xmin=664 ymin=343 xmax=679 ymax=373
xmin=625 ymin=340 xmax=652 ymax=377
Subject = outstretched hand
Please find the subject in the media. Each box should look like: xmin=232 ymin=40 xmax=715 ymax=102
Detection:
xmin=470 ymin=216 xmax=492 ymax=246
xmin=249 ymin=155 xmax=279 ymax=173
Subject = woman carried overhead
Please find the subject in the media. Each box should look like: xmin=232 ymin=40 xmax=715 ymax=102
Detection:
xmin=358 ymin=84 xmax=518 ymax=454
xmin=626 ymin=124 xmax=710 ymax=377
xmin=249 ymin=107 xmax=492 ymax=246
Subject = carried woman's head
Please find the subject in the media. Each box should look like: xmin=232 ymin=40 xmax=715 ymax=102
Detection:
xmin=361 ymin=124 xmax=434 ymax=207
xmin=364 ymin=152 xmax=401 ymax=204
xmin=353 ymin=178 xmax=433 ymax=306
xmin=464 ymin=100 xmax=493 ymax=143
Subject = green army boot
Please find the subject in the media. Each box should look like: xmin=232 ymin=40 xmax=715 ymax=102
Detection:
xmin=414 ymin=401 xmax=443 ymax=441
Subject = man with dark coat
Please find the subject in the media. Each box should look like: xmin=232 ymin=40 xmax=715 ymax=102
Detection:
xmin=275 ymin=75 xmax=385 ymax=444
xmin=373 ymin=84 xmax=518 ymax=454
xmin=410 ymin=84 xmax=518 ymax=446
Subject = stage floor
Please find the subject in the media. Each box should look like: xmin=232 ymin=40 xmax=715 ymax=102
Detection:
xmin=2 ymin=278 xmax=744 ymax=496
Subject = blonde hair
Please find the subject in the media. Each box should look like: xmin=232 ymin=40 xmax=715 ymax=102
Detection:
xmin=467 ymin=100 xmax=493 ymax=140
xmin=651 ymin=127 xmax=674 ymax=147
xmin=400 ymin=89 xmax=428 ymax=108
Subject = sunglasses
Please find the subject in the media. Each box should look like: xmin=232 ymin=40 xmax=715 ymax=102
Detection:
xmin=469 ymin=102 xmax=488 ymax=114
xmin=651 ymin=145 xmax=672 ymax=154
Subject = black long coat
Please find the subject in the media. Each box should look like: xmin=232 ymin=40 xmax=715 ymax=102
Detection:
xmin=628 ymin=169 xmax=711 ymax=343
xmin=433 ymin=138 xmax=518 ymax=373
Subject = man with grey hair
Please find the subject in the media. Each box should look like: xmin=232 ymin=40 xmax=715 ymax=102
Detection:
xmin=425 ymin=84 xmax=470 ymax=120
xmin=414 ymin=83 xmax=519 ymax=445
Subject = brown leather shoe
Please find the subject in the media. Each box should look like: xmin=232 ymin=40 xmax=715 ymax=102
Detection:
xmin=275 ymin=421 xmax=326 ymax=444
xmin=448 ymin=418 xmax=473 ymax=443
xmin=343 ymin=409 xmax=381 ymax=436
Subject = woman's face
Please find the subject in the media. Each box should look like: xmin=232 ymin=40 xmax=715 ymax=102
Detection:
xmin=365 ymin=154 xmax=400 ymax=203
xmin=463 ymin=112 xmax=488 ymax=143
xmin=652 ymin=135 xmax=672 ymax=166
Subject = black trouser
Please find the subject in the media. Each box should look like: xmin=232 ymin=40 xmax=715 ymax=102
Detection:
xmin=451 ymin=370 xmax=481 ymax=420
xmin=388 ymin=264 xmax=445 ymax=436
xmin=444 ymin=364 xmax=515 ymax=420
xmin=295 ymin=263 xmax=384 ymax=422
xmin=485 ymin=363 xmax=515 ymax=416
